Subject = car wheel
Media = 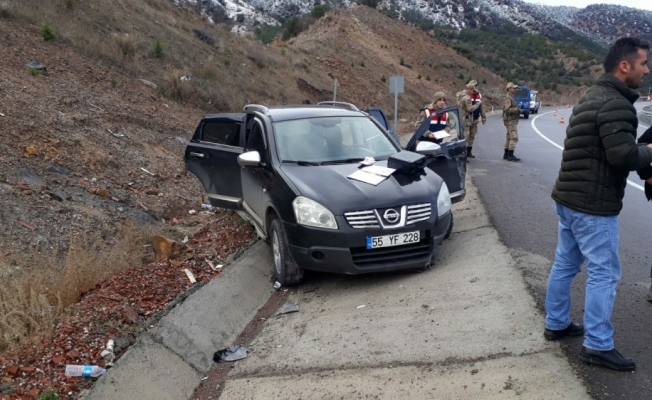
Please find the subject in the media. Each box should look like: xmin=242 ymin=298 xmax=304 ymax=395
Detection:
xmin=270 ymin=218 xmax=304 ymax=286
xmin=524 ymin=112 xmax=529 ymax=119
xmin=444 ymin=212 xmax=454 ymax=240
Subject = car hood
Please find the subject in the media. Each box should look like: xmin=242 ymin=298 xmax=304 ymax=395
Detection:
xmin=279 ymin=160 xmax=443 ymax=215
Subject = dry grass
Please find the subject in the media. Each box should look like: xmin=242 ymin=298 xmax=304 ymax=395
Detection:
xmin=0 ymin=221 xmax=149 ymax=351
xmin=115 ymin=33 xmax=137 ymax=59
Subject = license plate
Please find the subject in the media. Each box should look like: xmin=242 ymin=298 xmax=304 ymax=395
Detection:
xmin=366 ymin=231 xmax=420 ymax=249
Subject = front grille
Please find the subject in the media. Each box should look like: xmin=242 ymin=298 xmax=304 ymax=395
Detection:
xmin=350 ymin=238 xmax=433 ymax=268
xmin=345 ymin=202 xmax=432 ymax=229
xmin=344 ymin=210 xmax=379 ymax=229
xmin=406 ymin=203 xmax=431 ymax=225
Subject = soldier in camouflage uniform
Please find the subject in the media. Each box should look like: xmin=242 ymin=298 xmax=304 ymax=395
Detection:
xmin=503 ymin=82 xmax=521 ymax=162
xmin=458 ymin=80 xmax=486 ymax=158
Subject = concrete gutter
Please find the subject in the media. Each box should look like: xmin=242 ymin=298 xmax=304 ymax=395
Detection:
xmin=84 ymin=241 xmax=275 ymax=400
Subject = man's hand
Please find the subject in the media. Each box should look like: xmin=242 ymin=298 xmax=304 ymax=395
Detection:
xmin=647 ymin=143 xmax=652 ymax=150
xmin=646 ymin=177 xmax=652 ymax=185
xmin=482 ymin=119 xmax=486 ymax=125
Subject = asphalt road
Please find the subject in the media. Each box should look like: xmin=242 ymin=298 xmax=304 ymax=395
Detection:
xmin=470 ymin=103 xmax=652 ymax=399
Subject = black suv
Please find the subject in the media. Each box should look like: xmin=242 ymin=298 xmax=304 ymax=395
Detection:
xmin=185 ymin=103 xmax=466 ymax=285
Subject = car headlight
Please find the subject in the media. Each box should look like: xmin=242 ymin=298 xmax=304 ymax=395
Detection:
xmin=437 ymin=182 xmax=451 ymax=217
xmin=292 ymin=196 xmax=338 ymax=230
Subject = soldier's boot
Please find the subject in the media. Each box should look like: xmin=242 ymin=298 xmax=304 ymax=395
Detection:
xmin=506 ymin=150 xmax=521 ymax=162
xmin=503 ymin=149 xmax=509 ymax=160
xmin=467 ymin=147 xmax=475 ymax=158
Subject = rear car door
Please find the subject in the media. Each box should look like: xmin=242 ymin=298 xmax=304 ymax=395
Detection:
xmin=405 ymin=105 xmax=467 ymax=203
xmin=184 ymin=114 xmax=245 ymax=209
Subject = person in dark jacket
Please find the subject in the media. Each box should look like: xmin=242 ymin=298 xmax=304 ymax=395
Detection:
xmin=544 ymin=37 xmax=652 ymax=372
xmin=635 ymin=126 xmax=652 ymax=302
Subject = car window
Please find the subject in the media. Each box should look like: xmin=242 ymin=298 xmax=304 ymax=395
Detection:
xmin=274 ymin=117 xmax=398 ymax=163
xmin=514 ymin=88 xmax=528 ymax=98
xmin=201 ymin=121 xmax=241 ymax=147
xmin=246 ymin=119 xmax=266 ymax=154
xmin=441 ymin=109 xmax=461 ymax=143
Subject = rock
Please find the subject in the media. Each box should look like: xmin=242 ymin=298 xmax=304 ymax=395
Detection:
xmin=18 ymin=367 xmax=35 ymax=373
xmin=52 ymin=355 xmax=65 ymax=364
xmin=66 ymin=350 xmax=80 ymax=359
xmin=21 ymin=189 xmax=32 ymax=195
xmin=122 ymin=305 xmax=139 ymax=323
xmin=399 ymin=118 xmax=408 ymax=123
xmin=113 ymin=335 xmax=134 ymax=353
xmin=139 ymin=79 xmax=158 ymax=90
xmin=28 ymin=388 xmax=40 ymax=398
xmin=151 ymin=235 xmax=185 ymax=261
xmin=3 ymin=366 xmax=18 ymax=377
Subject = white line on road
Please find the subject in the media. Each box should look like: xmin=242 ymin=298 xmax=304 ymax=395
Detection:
xmin=531 ymin=111 xmax=644 ymax=191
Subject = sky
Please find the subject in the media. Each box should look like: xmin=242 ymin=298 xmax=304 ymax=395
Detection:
xmin=521 ymin=0 xmax=652 ymax=11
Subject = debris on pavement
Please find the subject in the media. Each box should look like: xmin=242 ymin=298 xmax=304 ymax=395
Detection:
xmin=213 ymin=346 xmax=252 ymax=363
xmin=189 ymin=209 xmax=198 ymax=215
xmin=470 ymin=277 xmax=478 ymax=283
xmin=140 ymin=167 xmax=156 ymax=176
xmin=64 ymin=365 xmax=106 ymax=378
xmin=25 ymin=61 xmax=46 ymax=72
xmin=184 ymin=268 xmax=197 ymax=284
xmin=276 ymin=301 xmax=299 ymax=315
xmin=273 ymin=281 xmax=282 ymax=290
xmin=100 ymin=340 xmax=115 ymax=367
xmin=357 ymin=305 xmax=366 ymax=309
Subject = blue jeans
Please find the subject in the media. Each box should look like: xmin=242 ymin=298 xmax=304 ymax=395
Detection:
xmin=545 ymin=202 xmax=621 ymax=351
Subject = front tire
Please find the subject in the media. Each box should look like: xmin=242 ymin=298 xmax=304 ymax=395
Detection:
xmin=444 ymin=213 xmax=454 ymax=240
xmin=270 ymin=218 xmax=304 ymax=286
xmin=523 ymin=112 xmax=530 ymax=119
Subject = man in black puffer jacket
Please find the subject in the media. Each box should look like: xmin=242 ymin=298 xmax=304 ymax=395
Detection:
xmin=544 ymin=37 xmax=652 ymax=372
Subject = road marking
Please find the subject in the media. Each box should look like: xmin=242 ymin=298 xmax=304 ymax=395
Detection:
xmin=531 ymin=111 xmax=644 ymax=191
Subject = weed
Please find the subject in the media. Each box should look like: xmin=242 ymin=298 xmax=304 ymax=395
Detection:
xmin=0 ymin=1 xmax=12 ymax=18
xmin=116 ymin=34 xmax=136 ymax=59
xmin=223 ymin=58 xmax=231 ymax=66
xmin=29 ymin=68 xmax=42 ymax=76
xmin=0 ymin=221 xmax=148 ymax=351
xmin=426 ymin=75 xmax=430 ymax=81
xmin=400 ymin=57 xmax=404 ymax=66
xmin=417 ymin=74 xmax=421 ymax=79
xmin=280 ymin=48 xmax=287 ymax=56
xmin=457 ymin=73 xmax=464 ymax=79
xmin=339 ymin=27 xmax=346 ymax=32
xmin=311 ymin=5 xmax=330 ymax=19
xmin=110 ymin=78 xmax=117 ymax=88
xmin=381 ymin=75 xmax=386 ymax=82
xmin=482 ymin=78 xmax=487 ymax=84
xmin=37 ymin=390 xmax=60 ymax=400
xmin=360 ymin=61 xmax=365 ymax=67
xmin=40 ymin=24 xmax=55 ymax=41
xmin=150 ymin=39 xmax=165 ymax=59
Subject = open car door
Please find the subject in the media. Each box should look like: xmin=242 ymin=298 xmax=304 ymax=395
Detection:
xmin=404 ymin=105 xmax=467 ymax=203
xmin=184 ymin=114 xmax=246 ymax=210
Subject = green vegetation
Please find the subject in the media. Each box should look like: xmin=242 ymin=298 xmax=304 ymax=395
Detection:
xmin=311 ymin=5 xmax=331 ymax=19
xmin=150 ymin=39 xmax=165 ymax=58
xmin=361 ymin=0 xmax=379 ymax=7
xmin=40 ymin=24 xmax=55 ymax=41
xmin=282 ymin=17 xmax=302 ymax=41
xmin=254 ymin=24 xmax=282 ymax=44
xmin=37 ymin=390 xmax=60 ymax=400
xmin=432 ymin=24 xmax=604 ymax=89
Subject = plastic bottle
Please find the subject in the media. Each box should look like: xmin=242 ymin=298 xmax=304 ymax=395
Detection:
xmin=201 ymin=204 xmax=213 ymax=210
xmin=65 ymin=365 xmax=106 ymax=378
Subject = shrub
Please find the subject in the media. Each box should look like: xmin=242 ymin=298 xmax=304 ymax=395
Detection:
xmin=223 ymin=58 xmax=231 ymax=66
xmin=29 ymin=68 xmax=42 ymax=76
xmin=40 ymin=24 xmax=55 ymax=41
xmin=399 ymin=57 xmax=404 ymax=66
xmin=193 ymin=28 xmax=215 ymax=46
xmin=116 ymin=34 xmax=136 ymax=59
xmin=212 ymin=6 xmax=230 ymax=23
xmin=110 ymin=78 xmax=117 ymax=88
xmin=282 ymin=17 xmax=302 ymax=41
xmin=381 ymin=75 xmax=386 ymax=82
xmin=457 ymin=73 xmax=464 ymax=79
xmin=360 ymin=61 xmax=365 ymax=67
xmin=426 ymin=75 xmax=430 ymax=81
xmin=361 ymin=0 xmax=379 ymax=7
xmin=236 ymin=13 xmax=245 ymax=23
xmin=150 ymin=39 xmax=165 ymax=58
xmin=254 ymin=24 xmax=282 ymax=44
xmin=311 ymin=5 xmax=330 ymax=19
xmin=417 ymin=74 xmax=422 ymax=79
xmin=482 ymin=78 xmax=487 ymax=84
xmin=0 ymin=2 xmax=11 ymax=18
xmin=62 ymin=0 xmax=76 ymax=12
xmin=37 ymin=390 xmax=60 ymax=400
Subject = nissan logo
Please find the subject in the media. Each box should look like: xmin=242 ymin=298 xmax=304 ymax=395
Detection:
xmin=383 ymin=209 xmax=400 ymax=223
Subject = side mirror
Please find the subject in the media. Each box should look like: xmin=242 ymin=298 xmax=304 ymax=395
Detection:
xmin=237 ymin=151 xmax=261 ymax=167
xmin=415 ymin=141 xmax=441 ymax=156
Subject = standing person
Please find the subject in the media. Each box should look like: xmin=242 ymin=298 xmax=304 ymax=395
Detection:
xmin=544 ymin=37 xmax=651 ymax=371
xmin=415 ymin=92 xmax=454 ymax=143
xmin=503 ymin=83 xmax=521 ymax=162
xmin=459 ymin=80 xmax=486 ymax=158
xmin=634 ymin=125 xmax=652 ymax=302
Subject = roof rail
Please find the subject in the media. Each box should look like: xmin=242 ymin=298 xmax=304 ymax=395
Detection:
xmin=243 ymin=104 xmax=270 ymax=115
xmin=316 ymin=101 xmax=360 ymax=111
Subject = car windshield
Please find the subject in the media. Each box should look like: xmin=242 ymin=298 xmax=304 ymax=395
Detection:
xmin=273 ymin=117 xmax=398 ymax=163
xmin=514 ymin=88 xmax=529 ymax=99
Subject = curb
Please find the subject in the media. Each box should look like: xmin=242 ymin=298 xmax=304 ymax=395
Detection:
xmin=84 ymin=241 xmax=275 ymax=400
